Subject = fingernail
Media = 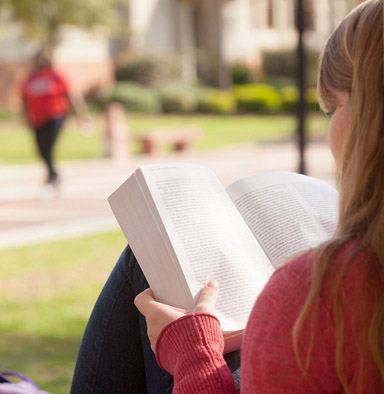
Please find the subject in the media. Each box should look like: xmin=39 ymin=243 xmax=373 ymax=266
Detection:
xmin=208 ymin=280 xmax=219 ymax=289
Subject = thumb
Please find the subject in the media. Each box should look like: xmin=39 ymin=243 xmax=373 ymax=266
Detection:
xmin=194 ymin=280 xmax=219 ymax=314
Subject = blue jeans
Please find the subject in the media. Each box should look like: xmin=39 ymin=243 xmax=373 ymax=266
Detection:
xmin=70 ymin=246 xmax=241 ymax=393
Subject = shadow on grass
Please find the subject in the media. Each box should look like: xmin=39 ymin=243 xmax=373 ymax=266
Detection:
xmin=0 ymin=333 xmax=81 ymax=394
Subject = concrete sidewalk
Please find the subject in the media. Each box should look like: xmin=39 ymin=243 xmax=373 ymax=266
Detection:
xmin=0 ymin=141 xmax=336 ymax=251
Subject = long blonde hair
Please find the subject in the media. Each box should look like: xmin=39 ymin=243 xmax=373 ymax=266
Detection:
xmin=293 ymin=1 xmax=384 ymax=392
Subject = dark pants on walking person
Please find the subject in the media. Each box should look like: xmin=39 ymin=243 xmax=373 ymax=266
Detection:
xmin=70 ymin=246 xmax=241 ymax=394
xmin=34 ymin=117 xmax=65 ymax=183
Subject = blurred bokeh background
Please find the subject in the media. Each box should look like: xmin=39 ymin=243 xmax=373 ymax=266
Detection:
xmin=0 ymin=1 xmax=362 ymax=392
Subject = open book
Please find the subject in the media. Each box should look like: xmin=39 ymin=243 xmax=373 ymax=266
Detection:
xmin=108 ymin=163 xmax=338 ymax=353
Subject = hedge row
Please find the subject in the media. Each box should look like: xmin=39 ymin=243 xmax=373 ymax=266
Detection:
xmin=99 ymin=82 xmax=319 ymax=114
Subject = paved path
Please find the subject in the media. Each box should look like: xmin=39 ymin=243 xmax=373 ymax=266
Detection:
xmin=0 ymin=141 xmax=336 ymax=251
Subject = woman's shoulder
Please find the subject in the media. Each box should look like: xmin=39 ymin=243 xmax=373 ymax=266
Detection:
xmin=253 ymin=251 xmax=314 ymax=317
xmin=242 ymin=249 xmax=339 ymax=391
xmin=265 ymin=250 xmax=314 ymax=294
xmin=258 ymin=240 xmax=374 ymax=314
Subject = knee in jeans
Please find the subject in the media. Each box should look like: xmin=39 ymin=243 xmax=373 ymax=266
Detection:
xmin=118 ymin=245 xmax=149 ymax=295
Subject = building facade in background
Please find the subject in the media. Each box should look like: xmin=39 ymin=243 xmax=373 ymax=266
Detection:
xmin=0 ymin=0 xmax=362 ymax=110
xmin=126 ymin=0 xmax=361 ymax=86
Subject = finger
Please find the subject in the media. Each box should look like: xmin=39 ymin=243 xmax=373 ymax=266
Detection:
xmin=194 ymin=280 xmax=219 ymax=314
xmin=134 ymin=288 xmax=156 ymax=315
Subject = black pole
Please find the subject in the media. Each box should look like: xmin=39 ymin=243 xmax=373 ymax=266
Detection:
xmin=296 ymin=0 xmax=307 ymax=174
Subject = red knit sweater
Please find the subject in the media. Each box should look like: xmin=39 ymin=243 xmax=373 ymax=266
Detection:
xmin=155 ymin=248 xmax=382 ymax=393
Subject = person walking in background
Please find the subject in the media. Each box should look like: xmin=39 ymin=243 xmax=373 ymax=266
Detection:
xmin=21 ymin=45 xmax=92 ymax=196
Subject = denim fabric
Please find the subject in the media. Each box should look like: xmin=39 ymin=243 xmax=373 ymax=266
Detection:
xmin=70 ymin=246 xmax=241 ymax=393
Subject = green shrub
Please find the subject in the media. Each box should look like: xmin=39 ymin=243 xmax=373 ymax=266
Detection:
xmin=262 ymin=49 xmax=320 ymax=87
xmin=159 ymin=84 xmax=199 ymax=113
xmin=231 ymin=64 xmax=253 ymax=85
xmin=305 ymin=87 xmax=319 ymax=112
xmin=115 ymin=55 xmax=182 ymax=86
xmin=107 ymin=82 xmax=161 ymax=113
xmin=281 ymin=85 xmax=299 ymax=112
xmin=264 ymin=76 xmax=296 ymax=90
xmin=233 ymin=83 xmax=282 ymax=113
xmin=197 ymin=88 xmax=237 ymax=114
xmin=263 ymin=50 xmax=297 ymax=79
xmin=281 ymin=86 xmax=319 ymax=113
xmin=85 ymin=86 xmax=113 ymax=111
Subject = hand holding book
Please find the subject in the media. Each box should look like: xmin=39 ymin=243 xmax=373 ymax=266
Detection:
xmin=135 ymin=280 xmax=220 ymax=352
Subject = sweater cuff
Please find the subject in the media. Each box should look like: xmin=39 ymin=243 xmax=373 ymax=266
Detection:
xmin=155 ymin=313 xmax=224 ymax=374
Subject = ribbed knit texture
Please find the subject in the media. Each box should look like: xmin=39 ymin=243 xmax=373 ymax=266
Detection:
xmin=156 ymin=313 xmax=237 ymax=393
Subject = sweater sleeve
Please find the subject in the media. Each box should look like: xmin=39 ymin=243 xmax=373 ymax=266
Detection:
xmin=156 ymin=313 xmax=237 ymax=394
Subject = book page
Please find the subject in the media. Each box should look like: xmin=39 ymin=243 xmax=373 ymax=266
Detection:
xmin=227 ymin=172 xmax=338 ymax=267
xmin=138 ymin=163 xmax=275 ymax=331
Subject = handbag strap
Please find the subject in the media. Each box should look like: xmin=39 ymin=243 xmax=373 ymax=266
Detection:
xmin=0 ymin=372 xmax=40 ymax=389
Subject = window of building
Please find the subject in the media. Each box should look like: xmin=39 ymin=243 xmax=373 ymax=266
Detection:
xmin=250 ymin=0 xmax=277 ymax=30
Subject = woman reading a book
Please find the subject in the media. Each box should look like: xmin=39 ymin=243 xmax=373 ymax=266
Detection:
xmin=71 ymin=1 xmax=384 ymax=392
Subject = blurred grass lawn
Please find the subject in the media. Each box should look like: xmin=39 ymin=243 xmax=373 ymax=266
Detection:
xmin=0 ymin=230 xmax=126 ymax=393
xmin=0 ymin=113 xmax=329 ymax=165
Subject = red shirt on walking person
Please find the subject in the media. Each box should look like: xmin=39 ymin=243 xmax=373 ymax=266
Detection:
xmin=22 ymin=62 xmax=71 ymax=129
